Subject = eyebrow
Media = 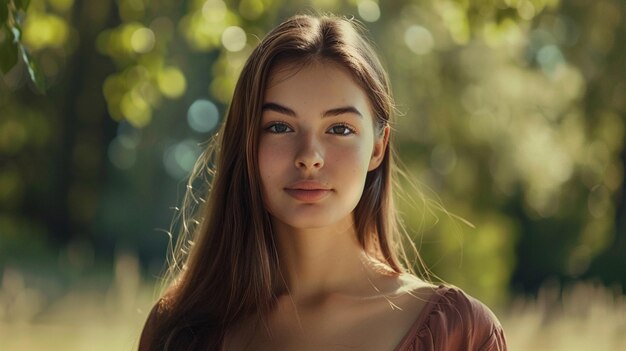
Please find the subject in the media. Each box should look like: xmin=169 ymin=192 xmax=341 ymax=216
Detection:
xmin=262 ymin=102 xmax=363 ymax=118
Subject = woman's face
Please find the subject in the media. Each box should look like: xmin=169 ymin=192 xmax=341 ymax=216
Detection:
xmin=258 ymin=61 xmax=388 ymax=230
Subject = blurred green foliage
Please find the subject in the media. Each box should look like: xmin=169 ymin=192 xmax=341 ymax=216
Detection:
xmin=1 ymin=0 xmax=46 ymax=91
xmin=0 ymin=0 xmax=625 ymax=308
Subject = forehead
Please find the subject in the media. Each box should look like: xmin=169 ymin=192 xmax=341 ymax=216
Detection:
xmin=264 ymin=60 xmax=371 ymax=113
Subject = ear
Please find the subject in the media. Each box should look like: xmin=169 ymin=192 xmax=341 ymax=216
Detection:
xmin=368 ymin=125 xmax=390 ymax=171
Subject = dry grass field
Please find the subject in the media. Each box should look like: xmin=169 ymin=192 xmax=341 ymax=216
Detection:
xmin=1 ymin=258 xmax=625 ymax=351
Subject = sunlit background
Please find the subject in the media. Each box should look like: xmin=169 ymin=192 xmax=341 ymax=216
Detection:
xmin=1 ymin=0 xmax=625 ymax=350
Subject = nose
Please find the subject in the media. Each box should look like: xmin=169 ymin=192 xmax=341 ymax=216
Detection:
xmin=294 ymin=133 xmax=324 ymax=170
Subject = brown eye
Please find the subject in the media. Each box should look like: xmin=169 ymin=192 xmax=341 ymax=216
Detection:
xmin=328 ymin=124 xmax=355 ymax=135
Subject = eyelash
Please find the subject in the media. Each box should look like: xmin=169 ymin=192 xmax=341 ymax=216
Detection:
xmin=265 ymin=122 xmax=293 ymax=134
xmin=328 ymin=123 xmax=356 ymax=135
xmin=264 ymin=122 xmax=357 ymax=136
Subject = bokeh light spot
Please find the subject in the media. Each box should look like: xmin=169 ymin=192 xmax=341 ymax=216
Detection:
xmin=163 ymin=139 xmax=202 ymax=180
xmin=404 ymin=25 xmax=434 ymax=55
xmin=130 ymin=27 xmax=155 ymax=54
xmin=202 ymin=0 xmax=227 ymax=22
xmin=358 ymin=0 xmax=381 ymax=23
xmin=157 ymin=67 xmax=187 ymax=99
xmin=120 ymin=91 xmax=152 ymax=127
xmin=187 ymin=99 xmax=219 ymax=133
xmin=22 ymin=13 xmax=69 ymax=51
xmin=537 ymin=45 xmax=565 ymax=75
xmin=221 ymin=26 xmax=246 ymax=52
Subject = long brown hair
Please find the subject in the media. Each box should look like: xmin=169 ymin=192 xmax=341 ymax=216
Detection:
xmin=142 ymin=13 xmax=429 ymax=350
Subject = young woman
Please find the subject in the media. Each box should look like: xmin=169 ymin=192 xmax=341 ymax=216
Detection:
xmin=139 ymin=14 xmax=507 ymax=351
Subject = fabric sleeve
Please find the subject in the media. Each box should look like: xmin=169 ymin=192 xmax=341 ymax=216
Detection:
xmin=469 ymin=292 xmax=508 ymax=351
xmin=414 ymin=286 xmax=508 ymax=351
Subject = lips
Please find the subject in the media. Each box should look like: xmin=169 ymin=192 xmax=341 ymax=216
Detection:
xmin=285 ymin=180 xmax=332 ymax=202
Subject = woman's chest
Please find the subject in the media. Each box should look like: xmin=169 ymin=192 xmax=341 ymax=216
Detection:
xmin=223 ymin=293 xmax=428 ymax=351
xmin=227 ymin=322 xmax=406 ymax=351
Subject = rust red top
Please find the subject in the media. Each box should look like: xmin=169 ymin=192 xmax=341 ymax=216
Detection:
xmin=393 ymin=285 xmax=507 ymax=351
xmin=139 ymin=284 xmax=508 ymax=351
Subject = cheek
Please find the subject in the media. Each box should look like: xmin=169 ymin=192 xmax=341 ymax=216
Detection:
xmin=258 ymin=139 xmax=291 ymax=182
xmin=258 ymin=143 xmax=272 ymax=184
xmin=328 ymin=142 xmax=372 ymax=178
xmin=350 ymin=137 xmax=374 ymax=165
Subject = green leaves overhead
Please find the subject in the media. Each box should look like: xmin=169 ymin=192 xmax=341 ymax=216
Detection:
xmin=19 ymin=39 xmax=45 ymax=91
xmin=1 ymin=0 xmax=44 ymax=92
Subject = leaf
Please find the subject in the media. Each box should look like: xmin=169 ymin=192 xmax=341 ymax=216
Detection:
xmin=0 ymin=25 xmax=18 ymax=74
xmin=19 ymin=43 xmax=46 ymax=92
xmin=3 ymin=19 xmax=45 ymax=92
xmin=10 ymin=23 xmax=21 ymax=41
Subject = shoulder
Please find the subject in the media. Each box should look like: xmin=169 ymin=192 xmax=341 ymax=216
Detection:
xmin=436 ymin=285 xmax=505 ymax=337
xmin=404 ymin=284 xmax=508 ymax=351
xmin=138 ymin=296 xmax=173 ymax=351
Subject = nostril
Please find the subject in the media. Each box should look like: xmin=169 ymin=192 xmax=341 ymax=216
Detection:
xmin=295 ymin=158 xmax=324 ymax=169
xmin=294 ymin=143 xmax=325 ymax=169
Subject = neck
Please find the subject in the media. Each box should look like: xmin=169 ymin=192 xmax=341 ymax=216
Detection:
xmin=271 ymin=215 xmax=396 ymax=303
